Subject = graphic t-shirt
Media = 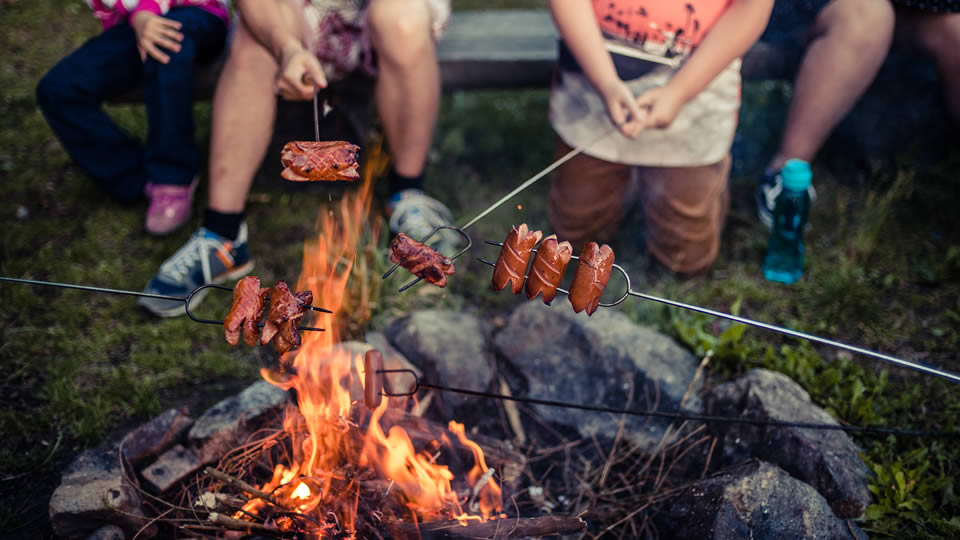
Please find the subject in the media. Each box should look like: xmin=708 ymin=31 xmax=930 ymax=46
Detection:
xmin=592 ymin=0 xmax=731 ymax=61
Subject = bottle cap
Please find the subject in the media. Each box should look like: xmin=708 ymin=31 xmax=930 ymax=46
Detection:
xmin=781 ymin=159 xmax=812 ymax=191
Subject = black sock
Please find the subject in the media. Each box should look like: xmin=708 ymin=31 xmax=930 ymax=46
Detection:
xmin=203 ymin=208 xmax=244 ymax=241
xmin=387 ymin=169 xmax=424 ymax=197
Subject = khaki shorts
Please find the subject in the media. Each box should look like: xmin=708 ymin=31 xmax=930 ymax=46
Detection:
xmin=548 ymin=139 xmax=731 ymax=275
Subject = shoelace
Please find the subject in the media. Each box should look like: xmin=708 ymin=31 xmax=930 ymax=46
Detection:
xmin=159 ymin=234 xmax=225 ymax=283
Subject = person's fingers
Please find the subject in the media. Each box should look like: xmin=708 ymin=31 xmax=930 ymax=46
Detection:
xmin=155 ymin=36 xmax=182 ymax=53
xmin=160 ymin=27 xmax=184 ymax=43
xmin=144 ymin=42 xmax=170 ymax=64
xmin=302 ymin=57 xmax=328 ymax=90
xmin=607 ymin=100 xmax=626 ymax=128
xmin=137 ymin=45 xmax=146 ymax=62
xmin=276 ymin=77 xmax=301 ymax=101
xmin=156 ymin=18 xmax=183 ymax=30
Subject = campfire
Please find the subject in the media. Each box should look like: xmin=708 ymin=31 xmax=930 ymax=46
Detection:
xmin=193 ymin=157 xmax=507 ymax=537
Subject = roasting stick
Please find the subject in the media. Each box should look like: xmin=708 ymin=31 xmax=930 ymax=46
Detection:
xmin=0 ymin=276 xmax=330 ymax=332
xmin=385 ymin=125 xmax=620 ymax=291
xmin=475 ymin=247 xmax=960 ymax=385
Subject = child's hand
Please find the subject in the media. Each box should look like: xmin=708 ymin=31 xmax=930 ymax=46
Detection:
xmin=131 ymin=11 xmax=183 ymax=64
xmin=634 ymin=85 xmax=685 ymax=131
xmin=277 ymin=42 xmax=328 ymax=101
xmin=598 ymin=79 xmax=644 ymax=138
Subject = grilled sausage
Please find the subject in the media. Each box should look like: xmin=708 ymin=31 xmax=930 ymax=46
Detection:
xmin=525 ymin=234 xmax=573 ymax=304
xmin=280 ymin=141 xmax=360 ymax=182
xmin=261 ymin=281 xmax=314 ymax=354
xmin=569 ymin=242 xmax=614 ymax=315
xmin=492 ymin=224 xmax=543 ymax=294
xmin=363 ymin=349 xmax=384 ymax=410
xmin=390 ymin=233 xmax=456 ymax=288
xmin=224 ymin=276 xmax=268 ymax=347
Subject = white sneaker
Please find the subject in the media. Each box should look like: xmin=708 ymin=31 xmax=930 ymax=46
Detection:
xmin=387 ymin=189 xmax=462 ymax=255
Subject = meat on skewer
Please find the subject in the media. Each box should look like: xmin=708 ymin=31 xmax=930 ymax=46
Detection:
xmin=260 ymin=281 xmax=314 ymax=355
xmin=390 ymin=233 xmax=456 ymax=288
xmin=493 ymin=223 xmax=542 ymax=295
xmin=568 ymin=242 xmax=615 ymax=316
xmin=525 ymin=234 xmax=573 ymax=304
xmin=280 ymin=140 xmax=360 ymax=182
xmin=224 ymin=276 xmax=268 ymax=347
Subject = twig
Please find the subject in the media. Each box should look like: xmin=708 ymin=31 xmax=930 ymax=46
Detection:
xmin=411 ymin=390 xmax=434 ymax=417
xmin=207 ymin=512 xmax=283 ymax=536
xmin=204 ymin=467 xmax=285 ymax=508
xmin=499 ymin=377 xmax=527 ymax=445
xmin=701 ymin=436 xmax=718 ymax=479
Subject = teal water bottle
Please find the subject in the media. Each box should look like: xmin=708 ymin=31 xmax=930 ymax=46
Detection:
xmin=763 ymin=159 xmax=811 ymax=284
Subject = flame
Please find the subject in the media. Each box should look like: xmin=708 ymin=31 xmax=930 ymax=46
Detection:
xmin=249 ymin=141 xmax=502 ymax=535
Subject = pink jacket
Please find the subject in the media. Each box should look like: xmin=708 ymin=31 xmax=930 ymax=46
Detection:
xmin=85 ymin=0 xmax=230 ymax=30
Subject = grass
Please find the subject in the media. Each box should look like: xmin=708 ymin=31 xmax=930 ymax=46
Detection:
xmin=2 ymin=0 xmax=960 ymax=538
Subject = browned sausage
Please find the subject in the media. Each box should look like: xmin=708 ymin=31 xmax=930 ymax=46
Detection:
xmin=390 ymin=233 xmax=456 ymax=288
xmin=363 ymin=349 xmax=384 ymax=410
xmin=224 ymin=276 xmax=267 ymax=347
xmin=525 ymin=234 xmax=573 ymax=304
xmin=492 ymin=223 xmax=543 ymax=294
xmin=568 ymin=242 xmax=614 ymax=315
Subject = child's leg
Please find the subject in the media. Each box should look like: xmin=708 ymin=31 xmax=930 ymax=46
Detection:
xmin=639 ymin=156 xmax=731 ymax=275
xmin=547 ymin=138 xmax=632 ymax=249
xmin=142 ymin=7 xmax=227 ymax=188
xmin=35 ymin=25 xmax=145 ymax=202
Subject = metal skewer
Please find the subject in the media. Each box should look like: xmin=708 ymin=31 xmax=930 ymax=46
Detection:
xmin=373 ymin=368 xmax=958 ymax=437
xmin=384 ymin=125 xmax=620 ymax=291
xmin=476 ymin=243 xmax=960 ymax=385
xmin=0 ymin=276 xmax=330 ymax=333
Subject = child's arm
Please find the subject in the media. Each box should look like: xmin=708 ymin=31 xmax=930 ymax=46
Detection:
xmin=548 ymin=0 xmax=645 ymax=138
xmin=638 ymin=0 xmax=774 ymax=130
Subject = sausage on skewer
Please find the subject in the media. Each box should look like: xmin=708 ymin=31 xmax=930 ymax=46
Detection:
xmin=224 ymin=276 xmax=268 ymax=346
xmin=525 ymin=234 xmax=573 ymax=304
xmin=390 ymin=233 xmax=456 ymax=288
xmin=260 ymin=281 xmax=314 ymax=355
xmin=363 ymin=349 xmax=384 ymax=410
xmin=568 ymin=242 xmax=614 ymax=316
xmin=493 ymin=224 xmax=542 ymax=295
xmin=280 ymin=141 xmax=360 ymax=182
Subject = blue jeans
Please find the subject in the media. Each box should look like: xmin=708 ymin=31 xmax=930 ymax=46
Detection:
xmin=36 ymin=8 xmax=226 ymax=203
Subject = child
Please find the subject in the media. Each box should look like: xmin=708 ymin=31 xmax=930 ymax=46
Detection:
xmin=36 ymin=0 xmax=229 ymax=235
xmin=547 ymin=0 xmax=773 ymax=274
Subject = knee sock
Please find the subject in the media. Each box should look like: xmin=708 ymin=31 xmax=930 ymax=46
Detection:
xmin=387 ymin=169 xmax=424 ymax=197
xmin=203 ymin=208 xmax=244 ymax=241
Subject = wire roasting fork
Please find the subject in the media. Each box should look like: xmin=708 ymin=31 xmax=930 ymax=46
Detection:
xmin=475 ymin=242 xmax=960 ymax=385
xmin=0 ymin=277 xmax=331 ymax=333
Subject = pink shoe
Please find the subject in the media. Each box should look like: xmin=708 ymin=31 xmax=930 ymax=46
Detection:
xmin=145 ymin=178 xmax=197 ymax=235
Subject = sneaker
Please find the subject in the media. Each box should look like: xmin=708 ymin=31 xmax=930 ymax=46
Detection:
xmin=145 ymin=177 xmax=198 ymax=235
xmin=387 ymin=189 xmax=462 ymax=255
xmin=755 ymin=166 xmax=817 ymax=228
xmin=138 ymin=223 xmax=254 ymax=317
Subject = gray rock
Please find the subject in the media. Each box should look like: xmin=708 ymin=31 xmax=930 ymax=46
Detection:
xmin=187 ymin=380 xmax=289 ymax=462
xmin=654 ymin=460 xmax=867 ymax=540
xmin=49 ymin=449 xmax=155 ymax=539
xmin=705 ymin=369 xmax=871 ymax=518
xmin=121 ymin=407 xmax=193 ymax=466
xmin=384 ymin=310 xmax=494 ymax=409
xmin=494 ymin=301 xmax=701 ymax=448
xmin=141 ymin=444 xmax=204 ymax=493
xmin=85 ymin=525 xmax=125 ymax=540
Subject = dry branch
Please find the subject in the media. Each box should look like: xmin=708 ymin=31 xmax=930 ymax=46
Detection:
xmin=391 ymin=515 xmax=586 ymax=538
xmin=204 ymin=467 xmax=284 ymax=508
xmin=207 ymin=512 xmax=283 ymax=536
